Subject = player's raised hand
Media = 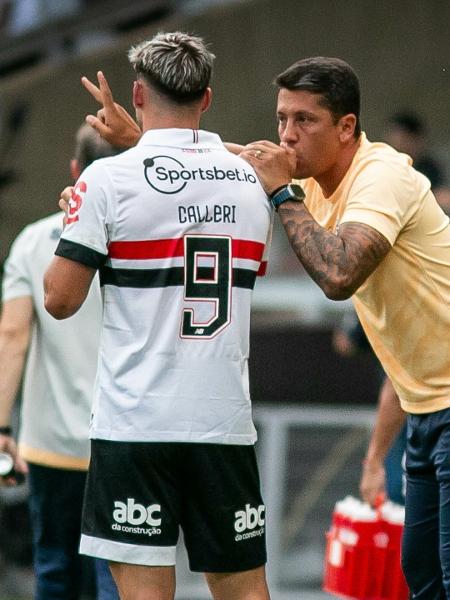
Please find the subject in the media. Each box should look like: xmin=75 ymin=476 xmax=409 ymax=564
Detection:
xmin=81 ymin=71 xmax=142 ymax=149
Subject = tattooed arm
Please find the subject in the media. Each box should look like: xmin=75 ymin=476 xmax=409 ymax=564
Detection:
xmin=278 ymin=202 xmax=391 ymax=300
xmin=240 ymin=140 xmax=391 ymax=300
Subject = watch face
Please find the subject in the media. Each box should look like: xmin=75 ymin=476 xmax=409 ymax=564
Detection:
xmin=288 ymin=184 xmax=305 ymax=201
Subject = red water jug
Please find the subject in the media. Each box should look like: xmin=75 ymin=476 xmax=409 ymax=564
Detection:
xmin=323 ymin=496 xmax=408 ymax=600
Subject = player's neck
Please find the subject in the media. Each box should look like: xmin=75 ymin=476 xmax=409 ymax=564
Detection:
xmin=141 ymin=111 xmax=201 ymax=132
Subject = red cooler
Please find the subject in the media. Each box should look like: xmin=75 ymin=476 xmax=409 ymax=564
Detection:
xmin=323 ymin=496 xmax=408 ymax=600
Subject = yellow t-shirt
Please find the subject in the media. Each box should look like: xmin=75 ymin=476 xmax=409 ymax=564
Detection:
xmin=298 ymin=133 xmax=450 ymax=414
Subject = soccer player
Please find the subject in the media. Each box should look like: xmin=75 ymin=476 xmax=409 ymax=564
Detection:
xmin=44 ymin=32 xmax=272 ymax=600
xmin=240 ymin=57 xmax=450 ymax=600
xmin=0 ymin=124 xmax=119 ymax=599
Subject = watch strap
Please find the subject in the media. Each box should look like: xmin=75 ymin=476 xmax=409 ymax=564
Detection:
xmin=270 ymin=184 xmax=304 ymax=211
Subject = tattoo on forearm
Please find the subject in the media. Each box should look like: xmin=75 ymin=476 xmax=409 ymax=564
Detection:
xmin=278 ymin=202 xmax=391 ymax=298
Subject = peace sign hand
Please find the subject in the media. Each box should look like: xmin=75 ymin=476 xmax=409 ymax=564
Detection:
xmin=82 ymin=71 xmax=141 ymax=149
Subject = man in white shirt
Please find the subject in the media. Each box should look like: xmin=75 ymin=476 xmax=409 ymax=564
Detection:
xmin=0 ymin=124 xmax=119 ymax=600
xmin=44 ymin=32 xmax=272 ymax=600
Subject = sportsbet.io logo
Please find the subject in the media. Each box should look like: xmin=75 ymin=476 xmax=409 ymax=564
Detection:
xmin=111 ymin=498 xmax=162 ymax=537
xmin=143 ymin=155 xmax=257 ymax=195
xmin=234 ymin=503 xmax=265 ymax=542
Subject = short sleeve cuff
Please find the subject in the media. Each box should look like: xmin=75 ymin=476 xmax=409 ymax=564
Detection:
xmin=340 ymin=209 xmax=396 ymax=246
xmin=2 ymin=287 xmax=32 ymax=302
xmin=55 ymin=239 xmax=107 ymax=269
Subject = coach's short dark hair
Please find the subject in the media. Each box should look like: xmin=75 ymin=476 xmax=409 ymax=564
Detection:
xmin=275 ymin=57 xmax=361 ymax=138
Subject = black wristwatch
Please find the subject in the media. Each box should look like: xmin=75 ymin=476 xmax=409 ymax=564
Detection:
xmin=269 ymin=183 xmax=305 ymax=211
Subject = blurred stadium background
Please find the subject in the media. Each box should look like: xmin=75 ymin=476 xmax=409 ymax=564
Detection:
xmin=0 ymin=0 xmax=448 ymax=598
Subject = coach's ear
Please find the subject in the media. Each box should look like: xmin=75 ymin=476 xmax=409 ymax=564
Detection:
xmin=201 ymin=87 xmax=212 ymax=114
xmin=339 ymin=113 xmax=357 ymax=143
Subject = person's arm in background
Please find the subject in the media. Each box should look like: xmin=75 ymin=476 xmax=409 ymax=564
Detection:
xmin=359 ymin=377 xmax=406 ymax=505
xmin=0 ymin=297 xmax=32 ymax=480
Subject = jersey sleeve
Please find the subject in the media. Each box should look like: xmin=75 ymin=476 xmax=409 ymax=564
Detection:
xmin=55 ymin=161 xmax=113 ymax=269
xmin=2 ymin=227 xmax=33 ymax=302
xmin=340 ymin=160 xmax=417 ymax=245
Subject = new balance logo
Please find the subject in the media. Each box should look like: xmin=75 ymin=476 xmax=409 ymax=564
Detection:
xmin=234 ymin=504 xmax=265 ymax=534
xmin=113 ymin=498 xmax=161 ymax=527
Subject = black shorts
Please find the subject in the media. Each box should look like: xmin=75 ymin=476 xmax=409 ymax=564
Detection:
xmin=80 ymin=440 xmax=266 ymax=573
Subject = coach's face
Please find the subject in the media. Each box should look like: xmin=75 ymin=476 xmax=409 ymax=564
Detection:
xmin=277 ymin=88 xmax=348 ymax=180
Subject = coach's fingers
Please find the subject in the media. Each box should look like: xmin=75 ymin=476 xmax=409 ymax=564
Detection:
xmin=60 ymin=186 xmax=73 ymax=203
xmin=280 ymin=142 xmax=298 ymax=171
xmin=247 ymin=140 xmax=281 ymax=151
xmin=59 ymin=186 xmax=72 ymax=226
xmin=58 ymin=185 xmax=73 ymax=212
xmin=239 ymin=149 xmax=257 ymax=168
xmin=81 ymin=76 xmax=102 ymax=104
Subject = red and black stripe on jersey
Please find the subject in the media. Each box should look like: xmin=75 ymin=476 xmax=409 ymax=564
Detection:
xmin=55 ymin=237 xmax=267 ymax=290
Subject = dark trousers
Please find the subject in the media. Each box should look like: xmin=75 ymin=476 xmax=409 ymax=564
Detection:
xmin=385 ymin=423 xmax=407 ymax=505
xmin=28 ymin=463 xmax=118 ymax=600
xmin=402 ymin=409 xmax=450 ymax=599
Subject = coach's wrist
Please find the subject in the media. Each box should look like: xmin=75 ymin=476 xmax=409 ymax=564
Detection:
xmin=269 ymin=183 xmax=291 ymax=198
xmin=269 ymin=183 xmax=305 ymax=212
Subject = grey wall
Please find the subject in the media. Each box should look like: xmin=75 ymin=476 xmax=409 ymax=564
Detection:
xmin=1 ymin=0 xmax=449 ymax=262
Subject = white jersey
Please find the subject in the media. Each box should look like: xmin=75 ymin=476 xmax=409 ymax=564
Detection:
xmin=2 ymin=212 xmax=102 ymax=469
xmin=57 ymin=129 xmax=272 ymax=445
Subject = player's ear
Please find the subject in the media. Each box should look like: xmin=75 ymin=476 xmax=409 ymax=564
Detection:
xmin=200 ymin=88 xmax=212 ymax=113
xmin=133 ymin=79 xmax=144 ymax=109
xmin=70 ymin=159 xmax=81 ymax=181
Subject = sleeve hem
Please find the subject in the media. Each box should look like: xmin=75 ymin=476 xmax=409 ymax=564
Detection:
xmin=55 ymin=239 xmax=107 ymax=269
xmin=340 ymin=210 xmax=396 ymax=246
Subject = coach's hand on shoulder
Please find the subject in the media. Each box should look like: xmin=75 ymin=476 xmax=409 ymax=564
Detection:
xmin=240 ymin=140 xmax=296 ymax=196
xmin=59 ymin=186 xmax=73 ymax=228
xmin=82 ymin=71 xmax=142 ymax=149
